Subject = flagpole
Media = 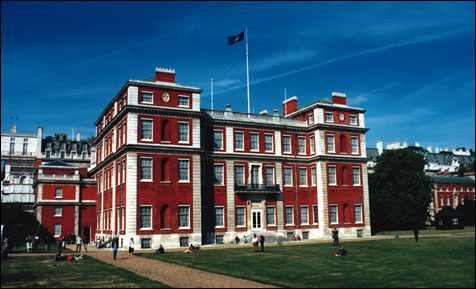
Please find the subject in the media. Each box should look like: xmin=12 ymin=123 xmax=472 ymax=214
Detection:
xmin=211 ymin=77 xmax=214 ymax=111
xmin=245 ymin=26 xmax=250 ymax=117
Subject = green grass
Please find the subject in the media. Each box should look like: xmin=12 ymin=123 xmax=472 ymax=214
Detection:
xmin=1 ymin=255 xmax=169 ymax=288
xmin=140 ymin=236 xmax=475 ymax=288
xmin=375 ymin=226 xmax=475 ymax=236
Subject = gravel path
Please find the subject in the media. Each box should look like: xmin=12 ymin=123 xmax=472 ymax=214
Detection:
xmin=88 ymin=249 xmax=277 ymax=288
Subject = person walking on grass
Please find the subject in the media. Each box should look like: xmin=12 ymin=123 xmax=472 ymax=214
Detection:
xmin=332 ymin=228 xmax=339 ymax=246
xmin=414 ymin=226 xmax=419 ymax=242
xmin=112 ymin=237 xmax=118 ymax=260
xmin=128 ymin=238 xmax=134 ymax=256
xmin=76 ymin=235 xmax=82 ymax=253
xmin=259 ymin=234 xmax=265 ymax=252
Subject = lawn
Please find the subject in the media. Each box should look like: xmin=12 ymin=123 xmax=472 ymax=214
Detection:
xmin=140 ymin=236 xmax=475 ymax=288
xmin=1 ymin=254 xmax=168 ymax=288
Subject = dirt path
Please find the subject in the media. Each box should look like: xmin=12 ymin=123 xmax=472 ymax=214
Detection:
xmin=88 ymin=249 xmax=277 ymax=288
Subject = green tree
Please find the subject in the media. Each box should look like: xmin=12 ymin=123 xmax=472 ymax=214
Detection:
xmin=369 ymin=149 xmax=432 ymax=234
xmin=1 ymin=203 xmax=52 ymax=247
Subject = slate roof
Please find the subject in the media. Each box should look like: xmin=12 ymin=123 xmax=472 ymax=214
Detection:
xmin=430 ymin=176 xmax=475 ymax=185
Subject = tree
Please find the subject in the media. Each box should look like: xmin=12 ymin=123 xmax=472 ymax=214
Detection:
xmin=456 ymin=199 xmax=475 ymax=226
xmin=1 ymin=203 xmax=52 ymax=247
xmin=369 ymin=149 xmax=432 ymax=234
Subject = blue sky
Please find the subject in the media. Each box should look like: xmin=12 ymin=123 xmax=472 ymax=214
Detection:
xmin=2 ymin=1 xmax=475 ymax=150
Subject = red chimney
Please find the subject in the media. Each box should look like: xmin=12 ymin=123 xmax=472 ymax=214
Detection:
xmin=283 ymin=96 xmax=298 ymax=116
xmin=332 ymin=92 xmax=347 ymax=105
xmin=155 ymin=67 xmax=176 ymax=83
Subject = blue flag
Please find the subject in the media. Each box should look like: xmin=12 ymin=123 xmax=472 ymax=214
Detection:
xmin=228 ymin=31 xmax=245 ymax=45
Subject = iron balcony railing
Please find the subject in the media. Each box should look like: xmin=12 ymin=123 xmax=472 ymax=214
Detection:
xmin=235 ymin=183 xmax=281 ymax=193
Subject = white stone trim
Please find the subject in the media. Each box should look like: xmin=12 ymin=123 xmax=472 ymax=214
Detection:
xmin=126 ymin=153 xmax=138 ymax=235
xmin=128 ymin=86 xmax=138 ymax=106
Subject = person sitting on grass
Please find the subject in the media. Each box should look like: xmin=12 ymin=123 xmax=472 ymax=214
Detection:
xmin=54 ymin=251 xmax=67 ymax=261
xmin=184 ymin=244 xmax=199 ymax=254
xmin=155 ymin=244 xmax=165 ymax=254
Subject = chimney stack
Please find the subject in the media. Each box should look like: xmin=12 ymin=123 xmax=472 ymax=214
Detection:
xmin=376 ymin=140 xmax=383 ymax=155
xmin=76 ymin=132 xmax=81 ymax=141
xmin=259 ymin=110 xmax=268 ymax=115
xmin=155 ymin=67 xmax=176 ymax=83
xmin=282 ymin=96 xmax=298 ymax=116
xmin=10 ymin=124 xmax=17 ymax=134
xmin=331 ymin=92 xmax=347 ymax=105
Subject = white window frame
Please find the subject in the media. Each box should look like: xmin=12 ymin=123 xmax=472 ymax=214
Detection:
xmin=300 ymin=206 xmax=309 ymax=225
xmin=349 ymin=115 xmax=357 ymax=125
xmin=298 ymin=137 xmax=306 ymax=155
xmin=311 ymin=167 xmax=317 ymax=187
xmin=353 ymin=167 xmax=361 ymax=186
xmin=266 ymin=206 xmax=276 ymax=226
xmin=250 ymin=132 xmax=259 ymax=152
xmin=54 ymin=224 xmax=61 ymax=237
xmin=214 ymin=164 xmax=225 ymax=186
xmin=310 ymin=136 xmax=315 ymax=154
xmin=351 ymin=136 xmax=359 ymax=154
xmin=55 ymin=188 xmax=62 ymax=198
xmin=330 ymin=204 xmax=338 ymax=224
xmin=213 ymin=130 xmax=224 ymax=150
xmin=264 ymin=133 xmax=274 ymax=152
xmin=178 ymin=122 xmax=190 ymax=144
xmin=178 ymin=205 xmax=191 ymax=229
xmin=139 ymin=205 xmax=153 ymax=230
xmin=140 ymin=157 xmax=153 ymax=182
xmin=265 ymin=166 xmax=275 ymax=186
xmin=355 ymin=204 xmax=363 ymax=224
xmin=284 ymin=167 xmax=293 ymax=187
xmin=178 ymin=95 xmax=190 ymax=107
xmin=215 ymin=206 xmax=225 ymax=228
xmin=178 ymin=159 xmax=190 ymax=183
xmin=54 ymin=207 xmax=62 ymax=217
xmin=299 ymin=167 xmax=308 ymax=187
xmin=235 ymin=165 xmax=245 ymax=185
xmin=234 ymin=131 xmax=244 ymax=151
xmin=327 ymin=134 xmax=335 ymax=153
xmin=328 ymin=166 xmax=337 ymax=185
xmin=325 ymin=112 xmax=334 ymax=123
xmin=283 ymin=135 xmax=292 ymax=154
xmin=308 ymin=113 xmax=314 ymax=125
xmin=141 ymin=91 xmax=154 ymax=104
xmin=312 ymin=205 xmax=318 ymax=224
xmin=285 ymin=206 xmax=294 ymax=225
xmin=140 ymin=118 xmax=153 ymax=141
xmin=236 ymin=206 xmax=246 ymax=227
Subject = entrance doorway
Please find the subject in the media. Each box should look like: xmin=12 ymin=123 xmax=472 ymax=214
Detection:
xmin=82 ymin=226 xmax=91 ymax=244
xmin=252 ymin=209 xmax=262 ymax=230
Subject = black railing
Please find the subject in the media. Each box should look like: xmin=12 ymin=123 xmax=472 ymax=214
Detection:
xmin=235 ymin=183 xmax=280 ymax=193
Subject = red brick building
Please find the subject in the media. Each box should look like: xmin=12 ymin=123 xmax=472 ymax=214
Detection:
xmin=429 ymin=176 xmax=475 ymax=221
xmin=34 ymin=160 xmax=97 ymax=242
xmin=91 ymin=67 xmax=371 ymax=249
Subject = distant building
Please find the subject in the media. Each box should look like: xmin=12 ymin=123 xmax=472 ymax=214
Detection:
xmin=1 ymin=125 xmax=41 ymax=211
xmin=429 ymin=176 xmax=475 ymax=222
xmin=366 ymin=141 xmax=475 ymax=175
xmin=34 ymin=160 xmax=97 ymax=242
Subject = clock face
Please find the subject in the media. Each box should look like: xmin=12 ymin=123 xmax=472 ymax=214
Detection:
xmin=339 ymin=113 xmax=345 ymax=121
xmin=162 ymin=92 xmax=170 ymax=103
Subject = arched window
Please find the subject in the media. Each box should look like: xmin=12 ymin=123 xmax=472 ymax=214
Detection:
xmin=19 ymin=175 xmax=27 ymax=184
xmin=160 ymin=205 xmax=171 ymax=229
xmin=341 ymin=166 xmax=348 ymax=185
xmin=340 ymin=135 xmax=347 ymax=153
xmin=161 ymin=120 xmax=170 ymax=142
xmin=343 ymin=204 xmax=350 ymax=224
xmin=161 ymin=158 xmax=170 ymax=181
